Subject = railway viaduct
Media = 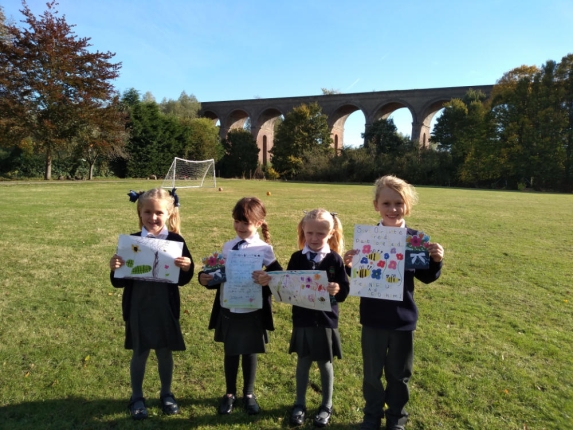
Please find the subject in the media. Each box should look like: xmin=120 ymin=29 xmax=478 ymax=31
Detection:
xmin=200 ymin=85 xmax=494 ymax=164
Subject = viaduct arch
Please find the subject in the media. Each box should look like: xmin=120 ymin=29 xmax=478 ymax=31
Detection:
xmin=200 ymin=85 xmax=494 ymax=164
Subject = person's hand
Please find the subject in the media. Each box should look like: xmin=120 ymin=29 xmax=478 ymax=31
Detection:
xmin=110 ymin=254 xmax=124 ymax=271
xmin=175 ymin=256 xmax=192 ymax=272
xmin=199 ymin=272 xmax=214 ymax=286
xmin=253 ymin=270 xmax=271 ymax=286
xmin=343 ymin=249 xmax=359 ymax=267
xmin=327 ymin=282 xmax=340 ymax=296
xmin=427 ymin=242 xmax=444 ymax=262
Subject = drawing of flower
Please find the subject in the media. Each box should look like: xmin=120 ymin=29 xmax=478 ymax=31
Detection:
xmin=201 ymin=251 xmax=225 ymax=269
xmin=362 ymin=245 xmax=371 ymax=254
xmin=377 ymin=260 xmax=386 ymax=268
xmin=389 ymin=261 xmax=397 ymax=269
xmin=384 ymin=253 xmax=390 ymax=260
xmin=396 ymin=253 xmax=404 ymax=261
xmin=371 ymin=269 xmax=382 ymax=280
xmin=391 ymin=247 xmax=396 ymax=254
xmin=410 ymin=235 xmax=421 ymax=247
xmin=361 ymin=257 xmax=369 ymax=264
xmin=164 ymin=264 xmax=169 ymax=269
xmin=314 ymin=273 xmax=321 ymax=280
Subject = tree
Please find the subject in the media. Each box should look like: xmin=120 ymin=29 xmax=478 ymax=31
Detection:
xmin=218 ymin=128 xmax=259 ymax=178
xmin=431 ymin=89 xmax=497 ymax=186
xmin=0 ymin=1 xmax=122 ymax=179
xmin=182 ymin=117 xmax=223 ymax=162
xmin=362 ymin=118 xmax=411 ymax=156
xmin=271 ymin=102 xmax=333 ymax=178
xmin=321 ymin=88 xmax=341 ymax=95
xmin=74 ymin=95 xmax=129 ymax=179
xmin=122 ymin=92 xmax=186 ymax=178
xmin=159 ymin=91 xmax=201 ymax=120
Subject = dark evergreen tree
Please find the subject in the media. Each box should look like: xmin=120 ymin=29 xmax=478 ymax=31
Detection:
xmin=218 ymin=129 xmax=259 ymax=178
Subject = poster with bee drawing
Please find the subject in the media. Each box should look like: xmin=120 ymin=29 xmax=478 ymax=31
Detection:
xmin=114 ymin=235 xmax=183 ymax=283
xmin=349 ymin=225 xmax=406 ymax=301
xmin=267 ymin=270 xmax=332 ymax=311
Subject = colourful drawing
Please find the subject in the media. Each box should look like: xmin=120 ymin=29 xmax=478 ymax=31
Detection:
xmin=201 ymin=251 xmax=227 ymax=285
xmin=114 ymin=235 xmax=183 ymax=283
xmin=221 ymin=250 xmax=264 ymax=309
xmin=267 ymin=270 xmax=332 ymax=311
xmin=405 ymin=231 xmax=431 ymax=269
xmin=349 ymin=225 xmax=406 ymax=301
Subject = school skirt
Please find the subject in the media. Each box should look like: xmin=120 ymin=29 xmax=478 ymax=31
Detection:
xmin=289 ymin=326 xmax=342 ymax=362
xmin=214 ymin=307 xmax=268 ymax=355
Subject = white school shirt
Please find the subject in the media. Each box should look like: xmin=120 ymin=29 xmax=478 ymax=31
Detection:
xmin=220 ymin=232 xmax=276 ymax=314
xmin=141 ymin=226 xmax=169 ymax=239
xmin=302 ymin=244 xmax=330 ymax=265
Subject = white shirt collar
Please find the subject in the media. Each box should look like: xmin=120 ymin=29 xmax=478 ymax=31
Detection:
xmin=142 ymin=226 xmax=169 ymax=239
xmin=236 ymin=231 xmax=260 ymax=244
xmin=302 ymin=244 xmax=330 ymax=261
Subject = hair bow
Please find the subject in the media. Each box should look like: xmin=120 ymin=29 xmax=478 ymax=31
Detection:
xmin=127 ymin=190 xmax=144 ymax=203
xmin=169 ymin=188 xmax=180 ymax=207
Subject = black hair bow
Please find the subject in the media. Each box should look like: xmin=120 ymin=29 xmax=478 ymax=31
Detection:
xmin=169 ymin=188 xmax=180 ymax=207
xmin=127 ymin=190 xmax=143 ymax=203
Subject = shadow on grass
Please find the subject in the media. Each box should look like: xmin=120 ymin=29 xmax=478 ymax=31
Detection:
xmin=0 ymin=396 xmax=359 ymax=429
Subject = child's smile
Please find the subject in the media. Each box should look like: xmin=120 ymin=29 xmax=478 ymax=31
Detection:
xmin=373 ymin=187 xmax=406 ymax=227
xmin=139 ymin=199 xmax=170 ymax=236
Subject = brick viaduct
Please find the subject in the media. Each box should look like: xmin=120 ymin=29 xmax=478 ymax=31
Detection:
xmin=200 ymin=85 xmax=494 ymax=164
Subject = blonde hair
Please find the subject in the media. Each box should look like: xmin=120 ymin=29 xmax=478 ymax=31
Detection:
xmin=136 ymin=188 xmax=181 ymax=234
xmin=297 ymin=209 xmax=344 ymax=255
xmin=373 ymin=175 xmax=418 ymax=216
xmin=232 ymin=197 xmax=271 ymax=244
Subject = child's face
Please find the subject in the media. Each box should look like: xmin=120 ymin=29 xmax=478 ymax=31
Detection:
xmin=373 ymin=187 xmax=406 ymax=227
xmin=302 ymin=219 xmax=332 ymax=252
xmin=139 ymin=199 xmax=170 ymax=236
xmin=234 ymin=219 xmax=262 ymax=240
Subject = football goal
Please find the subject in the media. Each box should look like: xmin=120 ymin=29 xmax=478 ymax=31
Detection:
xmin=161 ymin=157 xmax=216 ymax=189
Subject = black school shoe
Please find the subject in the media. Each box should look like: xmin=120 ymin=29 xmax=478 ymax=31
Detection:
xmin=313 ymin=405 xmax=332 ymax=427
xmin=289 ymin=404 xmax=306 ymax=426
xmin=127 ymin=397 xmax=148 ymax=420
xmin=243 ymin=394 xmax=260 ymax=415
xmin=160 ymin=393 xmax=180 ymax=415
xmin=218 ymin=394 xmax=236 ymax=414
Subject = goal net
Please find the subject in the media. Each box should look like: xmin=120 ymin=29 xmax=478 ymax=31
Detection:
xmin=161 ymin=158 xmax=216 ymax=189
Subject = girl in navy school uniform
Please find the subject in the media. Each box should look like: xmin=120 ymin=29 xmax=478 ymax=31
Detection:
xmin=197 ymin=197 xmax=282 ymax=416
xmin=260 ymin=208 xmax=349 ymax=427
xmin=344 ymin=175 xmax=444 ymax=430
xmin=109 ymin=188 xmax=194 ymax=420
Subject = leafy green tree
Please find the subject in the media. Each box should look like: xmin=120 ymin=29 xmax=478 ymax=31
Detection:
xmin=431 ymin=89 xmax=497 ymax=186
xmin=556 ymin=54 xmax=573 ymax=191
xmin=362 ymin=118 xmax=411 ymax=156
xmin=218 ymin=129 xmax=259 ymax=178
xmin=0 ymin=1 xmax=122 ymax=179
xmin=74 ymin=96 xmax=129 ymax=179
xmin=122 ymin=91 xmax=186 ymax=178
xmin=271 ymin=102 xmax=333 ymax=178
xmin=182 ymin=117 xmax=223 ymax=162
xmin=160 ymin=91 xmax=201 ymax=120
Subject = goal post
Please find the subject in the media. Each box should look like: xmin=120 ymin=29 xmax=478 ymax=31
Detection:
xmin=161 ymin=157 xmax=217 ymax=189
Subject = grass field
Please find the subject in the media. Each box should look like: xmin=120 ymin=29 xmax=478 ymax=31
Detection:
xmin=0 ymin=179 xmax=572 ymax=430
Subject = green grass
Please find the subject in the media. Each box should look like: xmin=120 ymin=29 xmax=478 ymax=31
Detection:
xmin=0 ymin=179 xmax=572 ymax=430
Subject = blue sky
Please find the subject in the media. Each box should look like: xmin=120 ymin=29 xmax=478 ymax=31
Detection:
xmin=3 ymin=0 xmax=573 ymax=146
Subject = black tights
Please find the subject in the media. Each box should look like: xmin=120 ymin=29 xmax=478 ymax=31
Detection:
xmin=224 ymin=353 xmax=257 ymax=396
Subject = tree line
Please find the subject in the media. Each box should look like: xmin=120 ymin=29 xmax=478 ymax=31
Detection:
xmin=1 ymin=2 xmax=571 ymax=192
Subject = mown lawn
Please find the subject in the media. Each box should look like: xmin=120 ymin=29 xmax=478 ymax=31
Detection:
xmin=0 ymin=179 xmax=571 ymax=429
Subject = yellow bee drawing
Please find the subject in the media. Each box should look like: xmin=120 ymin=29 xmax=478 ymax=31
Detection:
xmin=386 ymin=274 xmax=399 ymax=283
xmin=356 ymin=268 xmax=371 ymax=278
xmin=367 ymin=252 xmax=381 ymax=262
